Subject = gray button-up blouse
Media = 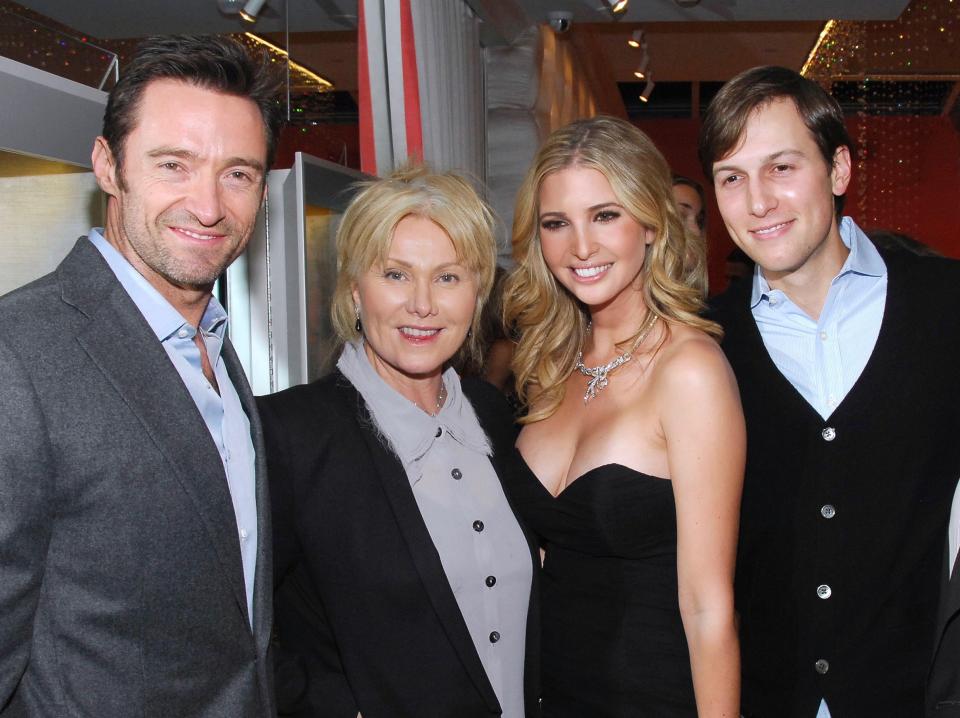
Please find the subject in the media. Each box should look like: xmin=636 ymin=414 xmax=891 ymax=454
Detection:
xmin=338 ymin=341 xmax=531 ymax=717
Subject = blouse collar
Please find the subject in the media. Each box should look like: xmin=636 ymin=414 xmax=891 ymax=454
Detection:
xmin=337 ymin=340 xmax=492 ymax=485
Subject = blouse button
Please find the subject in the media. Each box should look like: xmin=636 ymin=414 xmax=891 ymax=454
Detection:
xmin=815 ymin=658 xmax=830 ymax=675
xmin=451 ymin=468 xmax=463 ymax=480
xmin=489 ymin=631 xmax=500 ymax=643
xmin=435 ymin=427 xmax=442 ymax=438
xmin=821 ymin=427 xmax=836 ymax=442
xmin=817 ymin=584 xmax=832 ymax=599
xmin=473 ymin=520 xmax=485 ymax=532
xmin=485 ymin=575 xmax=497 ymax=587
xmin=821 ymin=504 xmax=836 ymax=519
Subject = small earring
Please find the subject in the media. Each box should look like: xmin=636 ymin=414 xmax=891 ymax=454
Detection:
xmin=466 ymin=328 xmax=473 ymax=340
xmin=354 ymin=306 xmax=362 ymax=333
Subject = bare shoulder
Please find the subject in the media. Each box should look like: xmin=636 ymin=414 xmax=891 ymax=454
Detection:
xmin=652 ymin=323 xmax=736 ymax=395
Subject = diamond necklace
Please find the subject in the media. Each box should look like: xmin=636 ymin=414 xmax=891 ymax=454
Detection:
xmin=575 ymin=313 xmax=659 ymax=403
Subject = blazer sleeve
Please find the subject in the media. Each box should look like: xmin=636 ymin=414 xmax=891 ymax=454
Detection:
xmin=0 ymin=337 xmax=55 ymax=704
xmin=257 ymin=389 xmax=360 ymax=718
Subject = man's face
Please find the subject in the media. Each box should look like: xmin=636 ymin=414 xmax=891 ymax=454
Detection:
xmin=93 ymin=78 xmax=268 ymax=299
xmin=672 ymin=183 xmax=704 ymax=240
xmin=711 ymin=98 xmax=850 ymax=288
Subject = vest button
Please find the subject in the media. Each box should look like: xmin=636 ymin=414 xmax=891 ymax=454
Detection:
xmin=489 ymin=631 xmax=500 ymax=643
xmin=473 ymin=520 xmax=485 ymax=532
xmin=451 ymin=468 xmax=463 ymax=480
xmin=821 ymin=427 xmax=836 ymax=441
xmin=821 ymin=504 xmax=836 ymax=519
xmin=485 ymin=575 xmax=497 ymax=587
xmin=817 ymin=584 xmax=832 ymax=599
xmin=815 ymin=658 xmax=830 ymax=674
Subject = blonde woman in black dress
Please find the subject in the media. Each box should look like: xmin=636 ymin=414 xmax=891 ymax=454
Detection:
xmin=503 ymin=116 xmax=744 ymax=717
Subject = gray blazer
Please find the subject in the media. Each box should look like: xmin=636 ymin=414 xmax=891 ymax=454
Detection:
xmin=0 ymin=238 xmax=273 ymax=717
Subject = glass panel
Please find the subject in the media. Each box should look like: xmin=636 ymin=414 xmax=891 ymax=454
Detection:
xmin=304 ymin=204 xmax=341 ymax=380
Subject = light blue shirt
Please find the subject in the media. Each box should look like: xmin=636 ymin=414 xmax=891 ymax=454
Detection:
xmin=751 ymin=216 xmax=888 ymax=420
xmin=751 ymin=217 xmax=887 ymax=717
xmin=89 ymin=229 xmax=258 ymax=627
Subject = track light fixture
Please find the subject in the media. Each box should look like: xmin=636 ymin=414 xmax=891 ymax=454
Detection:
xmin=627 ymin=28 xmax=644 ymax=48
xmin=240 ymin=0 xmax=267 ymax=23
xmin=632 ymin=51 xmax=650 ymax=80
xmin=639 ymin=76 xmax=655 ymax=103
xmin=602 ymin=0 xmax=629 ymax=17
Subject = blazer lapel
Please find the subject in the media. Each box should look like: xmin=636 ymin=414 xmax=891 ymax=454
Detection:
xmin=357 ymin=412 xmax=501 ymax=714
xmin=62 ymin=240 xmax=250 ymax=627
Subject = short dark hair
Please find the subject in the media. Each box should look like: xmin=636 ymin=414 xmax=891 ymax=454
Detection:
xmin=672 ymin=174 xmax=706 ymax=230
xmin=698 ymin=65 xmax=853 ymax=216
xmin=102 ymin=35 xmax=285 ymax=186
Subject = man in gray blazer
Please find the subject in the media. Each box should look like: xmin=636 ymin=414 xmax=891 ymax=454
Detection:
xmin=0 ymin=35 xmax=283 ymax=716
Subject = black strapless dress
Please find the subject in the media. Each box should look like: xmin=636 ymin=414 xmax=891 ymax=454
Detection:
xmin=506 ymin=458 xmax=696 ymax=717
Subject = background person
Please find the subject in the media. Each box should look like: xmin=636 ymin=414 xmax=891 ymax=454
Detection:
xmin=672 ymin=173 xmax=708 ymax=242
xmin=0 ymin=35 xmax=282 ymax=716
xmin=503 ymin=116 xmax=744 ymax=717
xmin=259 ymin=166 xmax=540 ymax=718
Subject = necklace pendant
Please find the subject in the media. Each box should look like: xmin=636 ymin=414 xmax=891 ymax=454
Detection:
xmin=583 ymin=373 xmax=608 ymax=403
xmin=575 ymin=314 xmax=659 ymax=405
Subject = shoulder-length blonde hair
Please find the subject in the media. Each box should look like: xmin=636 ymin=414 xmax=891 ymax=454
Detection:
xmin=504 ymin=115 xmax=720 ymax=423
xmin=331 ymin=165 xmax=498 ymax=367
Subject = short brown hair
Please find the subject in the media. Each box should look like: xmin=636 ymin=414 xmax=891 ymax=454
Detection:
xmin=698 ymin=65 xmax=853 ymax=216
xmin=102 ymin=35 xmax=285 ymax=187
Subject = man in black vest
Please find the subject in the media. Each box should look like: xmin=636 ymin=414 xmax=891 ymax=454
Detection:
xmin=701 ymin=65 xmax=960 ymax=717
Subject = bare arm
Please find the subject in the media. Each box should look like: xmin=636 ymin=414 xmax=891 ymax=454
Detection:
xmin=659 ymin=337 xmax=745 ymax=717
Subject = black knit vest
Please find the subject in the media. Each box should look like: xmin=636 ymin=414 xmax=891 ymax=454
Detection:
xmin=711 ymin=251 xmax=960 ymax=717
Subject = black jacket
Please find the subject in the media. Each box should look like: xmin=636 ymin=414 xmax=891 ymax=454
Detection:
xmin=258 ymin=371 xmax=540 ymax=718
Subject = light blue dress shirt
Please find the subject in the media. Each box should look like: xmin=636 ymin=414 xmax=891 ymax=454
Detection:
xmin=88 ymin=229 xmax=258 ymax=627
xmin=751 ymin=216 xmax=888 ymax=420
xmin=750 ymin=217 xmax=888 ymax=718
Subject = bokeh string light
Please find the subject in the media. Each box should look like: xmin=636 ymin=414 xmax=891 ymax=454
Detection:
xmin=803 ymin=0 xmax=959 ymax=242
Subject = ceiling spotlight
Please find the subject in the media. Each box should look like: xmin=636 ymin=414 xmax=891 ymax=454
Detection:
xmin=602 ymin=0 xmax=629 ymax=16
xmin=627 ymin=29 xmax=644 ymax=48
xmin=240 ymin=0 xmax=267 ymax=22
xmin=632 ymin=51 xmax=650 ymax=79
xmin=639 ymin=76 xmax=655 ymax=103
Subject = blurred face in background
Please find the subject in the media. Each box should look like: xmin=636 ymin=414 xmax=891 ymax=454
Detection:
xmin=673 ymin=182 xmax=705 ymax=241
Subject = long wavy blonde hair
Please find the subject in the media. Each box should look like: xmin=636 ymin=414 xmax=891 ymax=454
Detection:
xmin=504 ymin=115 xmax=720 ymax=423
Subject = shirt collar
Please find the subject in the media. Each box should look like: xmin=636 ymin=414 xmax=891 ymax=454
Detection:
xmin=336 ymin=340 xmax=492 ymax=486
xmin=750 ymin=216 xmax=887 ymax=308
xmin=88 ymin=229 xmax=228 ymax=341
